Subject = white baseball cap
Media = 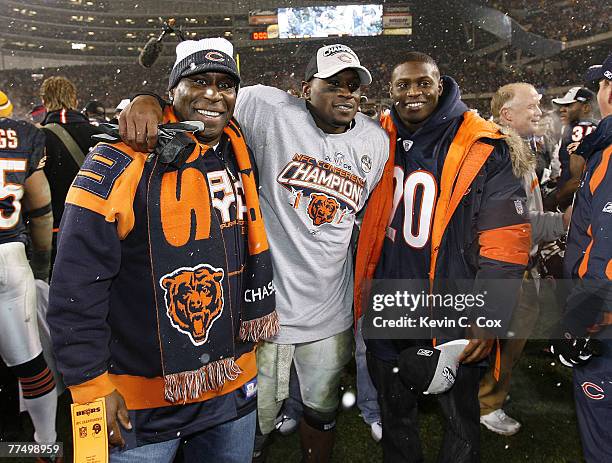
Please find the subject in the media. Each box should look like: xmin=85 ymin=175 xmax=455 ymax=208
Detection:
xmin=304 ymin=44 xmax=372 ymax=85
xmin=552 ymin=86 xmax=595 ymax=105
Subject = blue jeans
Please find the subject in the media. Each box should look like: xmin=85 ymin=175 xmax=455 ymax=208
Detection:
xmin=110 ymin=410 xmax=256 ymax=463
xmin=110 ymin=438 xmax=180 ymax=463
xmin=183 ymin=409 xmax=256 ymax=462
xmin=356 ymin=318 xmax=381 ymax=425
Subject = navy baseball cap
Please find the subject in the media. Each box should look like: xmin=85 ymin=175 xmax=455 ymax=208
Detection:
xmin=584 ymin=53 xmax=612 ymax=82
xmin=397 ymin=339 xmax=469 ymax=395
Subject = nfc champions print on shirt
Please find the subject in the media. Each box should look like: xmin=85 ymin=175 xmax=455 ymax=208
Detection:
xmin=277 ymin=152 xmax=368 ymax=228
xmin=232 ymin=85 xmax=389 ymax=343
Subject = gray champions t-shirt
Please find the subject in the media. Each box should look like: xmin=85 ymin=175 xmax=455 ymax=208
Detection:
xmin=234 ymin=85 xmax=389 ymax=343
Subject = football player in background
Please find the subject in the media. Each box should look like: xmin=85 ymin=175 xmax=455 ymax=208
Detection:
xmin=0 ymin=90 xmax=57 ymax=455
xmin=549 ymin=87 xmax=598 ymax=210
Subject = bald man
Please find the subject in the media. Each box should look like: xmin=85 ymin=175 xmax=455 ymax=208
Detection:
xmin=479 ymin=83 xmax=570 ymax=435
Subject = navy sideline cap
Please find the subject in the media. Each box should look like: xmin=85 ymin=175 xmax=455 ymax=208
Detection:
xmin=397 ymin=339 xmax=469 ymax=395
xmin=584 ymin=53 xmax=612 ymax=83
xmin=169 ymin=38 xmax=240 ymax=91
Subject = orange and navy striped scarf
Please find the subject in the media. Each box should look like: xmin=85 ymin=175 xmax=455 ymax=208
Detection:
xmin=148 ymin=111 xmax=278 ymax=403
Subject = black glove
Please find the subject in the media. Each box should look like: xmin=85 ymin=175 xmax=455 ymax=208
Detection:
xmin=549 ymin=332 xmax=602 ymax=368
xmin=30 ymin=249 xmax=51 ymax=282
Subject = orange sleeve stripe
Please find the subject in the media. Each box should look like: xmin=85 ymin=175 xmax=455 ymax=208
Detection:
xmin=589 ymin=147 xmax=612 ymax=194
xmin=77 ymin=170 xmax=103 ymax=182
xmin=578 ymin=226 xmax=593 ymax=278
xmin=68 ymin=371 xmax=116 ymax=404
xmin=479 ymin=223 xmax=531 ymax=266
xmin=606 ymin=259 xmax=612 ymax=280
xmin=92 ymin=154 xmax=114 ymax=166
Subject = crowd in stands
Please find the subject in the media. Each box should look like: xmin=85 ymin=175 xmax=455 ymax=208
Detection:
xmin=490 ymin=0 xmax=610 ymax=41
xmin=1 ymin=41 xmax=604 ymax=121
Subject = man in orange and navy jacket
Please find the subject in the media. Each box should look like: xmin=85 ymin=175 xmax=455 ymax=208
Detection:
xmin=47 ymin=38 xmax=278 ymax=462
xmin=354 ymin=52 xmax=531 ymax=462
xmin=551 ymin=54 xmax=612 ymax=463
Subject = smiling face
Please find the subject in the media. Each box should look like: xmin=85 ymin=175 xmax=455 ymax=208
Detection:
xmin=170 ymin=72 xmax=237 ymax=146
xmin=502 ymin=85 xmax=542 ymax=137
xmin=390 ymin=62 xmax=443 ymax=131
xmin=302 ymin=69 xmax=362 ymax=134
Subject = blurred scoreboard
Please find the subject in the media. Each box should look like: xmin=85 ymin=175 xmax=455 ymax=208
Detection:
xmin=382 ymin=5 xmax=412 ymax=35
xmin=248 ymin=4 xmax=411 ymax=41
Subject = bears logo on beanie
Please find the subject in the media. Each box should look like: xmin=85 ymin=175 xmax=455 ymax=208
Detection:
xmin=168 ymin=38 xmax=240 ymax=91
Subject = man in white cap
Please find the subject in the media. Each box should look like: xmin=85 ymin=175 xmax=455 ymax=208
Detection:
xmin=119 ymin=42 xmax=389 ymax=462
xmin=48 ymin=38 xmax=278 ymax=462
xmin=549 ymin=86 xmax=598 ymax=210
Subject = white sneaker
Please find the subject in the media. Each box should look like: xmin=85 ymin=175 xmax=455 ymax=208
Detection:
xmin=480 ymin=409 xmax=521 ymax=436
xmin=274 ymin=414 xmax=298 ymax=435
xmin=370 ymin=421 xmax=382 ymax=442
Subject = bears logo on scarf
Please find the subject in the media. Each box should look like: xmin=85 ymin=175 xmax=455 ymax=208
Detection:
xmin=160 ymin=264 xmax=225 ymax=346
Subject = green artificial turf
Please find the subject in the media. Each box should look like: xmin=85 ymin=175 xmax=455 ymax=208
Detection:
xmin=266 ymin=343 xmax=584 ymax=463
xmin=4 ymin=345 xmax=585 ymax=463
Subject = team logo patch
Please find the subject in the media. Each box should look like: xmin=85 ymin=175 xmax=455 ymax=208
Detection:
xmin=160 ymin=264 xmax=225 ymax=346
xmin=417 ymin=349 xmax=434 ymax=356
xmin=307 ymin=193 xmax=340 ymax=226
xmin=361 ymin=155 xmax=372 ymax=173
xmin=581 ymin=382 xmax=605 ymax=400
xmin=403 ymin=140 xmax=413 ymax=151
xmin=205 ymin=51 xmax=225 ymax=62
xmin=602 ymin=202 xmax=612 ymax=214
xmin=514 ymin=199 xmax=525 ymax=215
xmin=242 ymin=379 xmax=258 ymax=399
xmin=333 ymin=152 xmax=345 ymax=166
xmin=441 ymin=366 xmax=456 ymax=384
xmin=337 ymin=53 xmax=354 ymax=63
